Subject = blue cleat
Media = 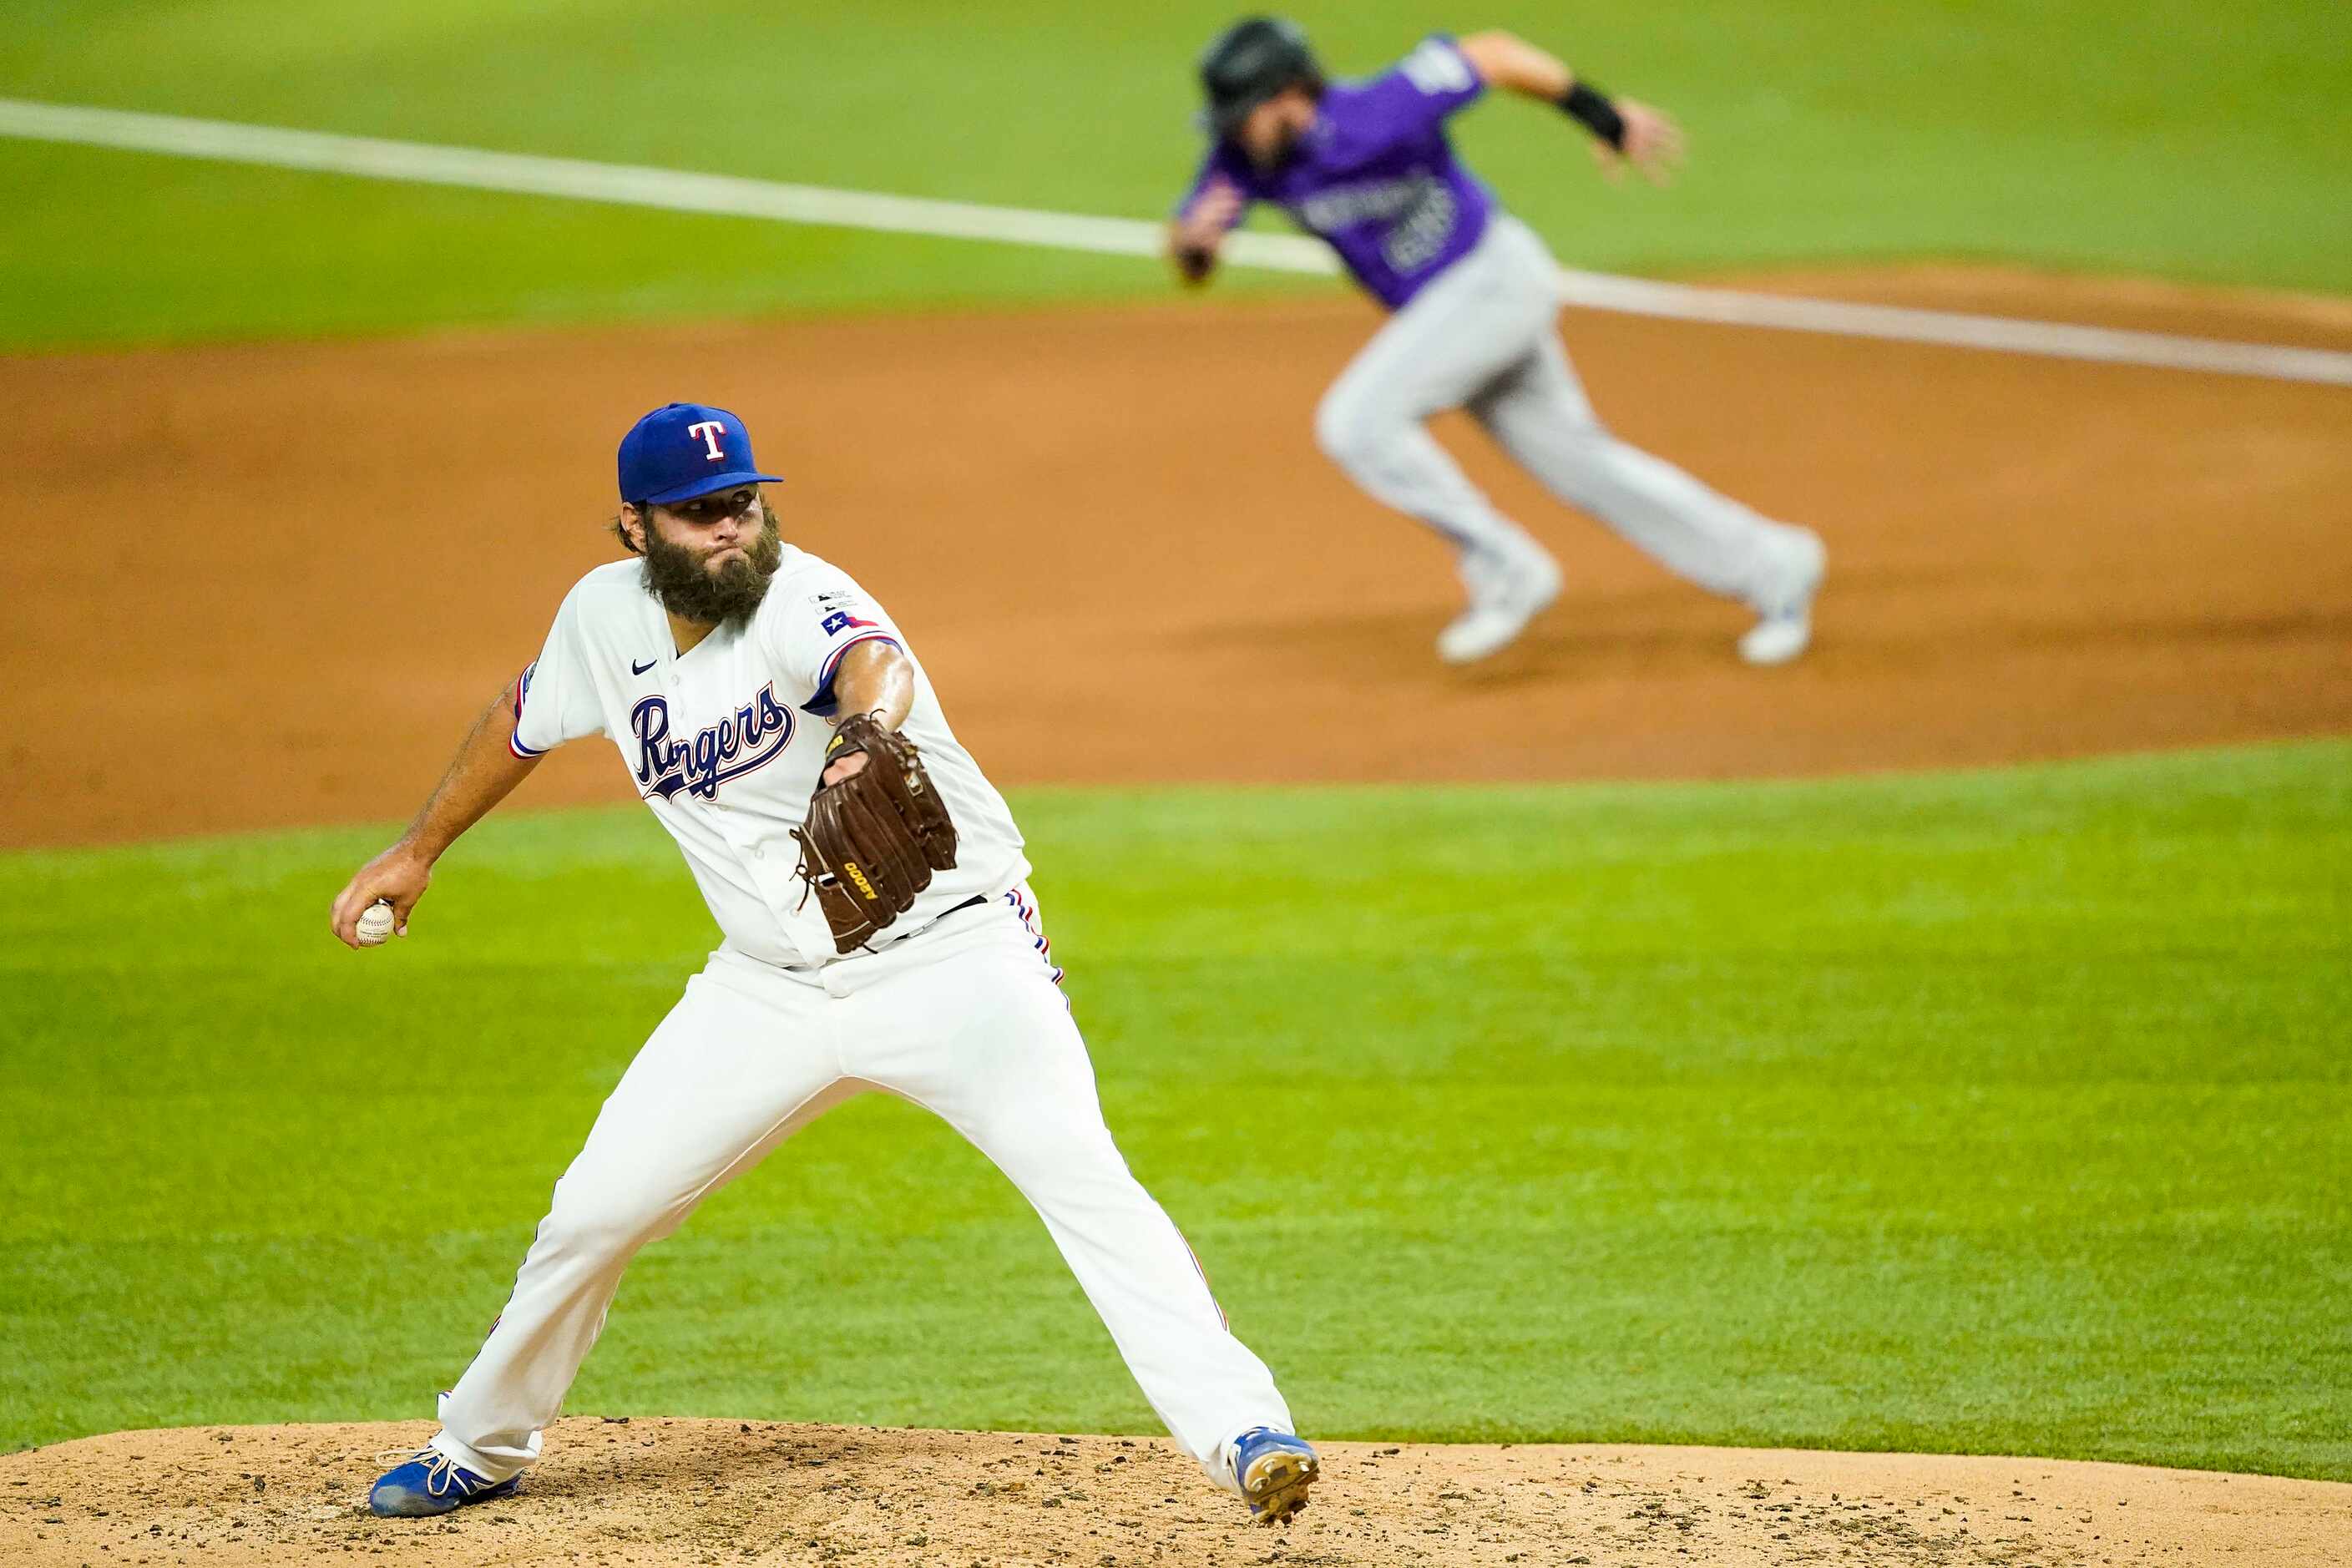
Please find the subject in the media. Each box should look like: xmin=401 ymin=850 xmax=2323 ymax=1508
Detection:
xmin=367 ymin=1448 xmax=520 ymax=1518
xmin=1230 ymin=1426 xmax=1319 ymax=1525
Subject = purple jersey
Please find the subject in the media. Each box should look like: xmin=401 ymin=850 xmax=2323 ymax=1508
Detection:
xmin=1180 ymin=35 xmax=1496 ymax=310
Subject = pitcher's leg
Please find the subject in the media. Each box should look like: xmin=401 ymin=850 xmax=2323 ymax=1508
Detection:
xmin=430 ymin=963 xmax=852 ymax=1479
xmin=869 ymin=909 xmax=1292 ymax=1486
xmin=1472 ymin=331 xmax=1821 ymax=607
xmin=1002 ymin=1095 xmax=1293 ymax=1486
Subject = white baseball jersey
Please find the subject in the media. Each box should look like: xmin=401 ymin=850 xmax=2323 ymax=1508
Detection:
xmin=426 ymin=547 xmax=1295 ymax=1503
xmin=508 ymin=546 xmax=1029 ymax=968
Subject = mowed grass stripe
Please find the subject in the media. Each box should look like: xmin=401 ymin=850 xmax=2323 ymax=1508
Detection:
xmin=2 ymin=741 xmax=2346 ymax=1479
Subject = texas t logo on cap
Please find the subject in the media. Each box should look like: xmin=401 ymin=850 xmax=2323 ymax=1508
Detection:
xmin=617 ymin=402 xmax=784 ymax=505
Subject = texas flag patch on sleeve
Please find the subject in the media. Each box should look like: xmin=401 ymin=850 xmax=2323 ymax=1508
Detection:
xmin=797 ymin=588 xmax=903 ymax=716
xmin=819 ymin=607 xmax=880 ymax=636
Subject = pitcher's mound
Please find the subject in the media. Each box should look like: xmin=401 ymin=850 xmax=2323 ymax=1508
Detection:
xmin=4 ymin=1418 xmax=2346 ymax=1566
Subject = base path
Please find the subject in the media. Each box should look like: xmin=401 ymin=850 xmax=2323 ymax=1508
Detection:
xmin=5 ymin=1419 xmax=2348 ymax=1567
xmin=3 ymin=271 xmax=2348 ymax=845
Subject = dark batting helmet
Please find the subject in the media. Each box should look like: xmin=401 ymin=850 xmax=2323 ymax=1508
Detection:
xmin=1197 ymin=16 xmax=1324 ymax=140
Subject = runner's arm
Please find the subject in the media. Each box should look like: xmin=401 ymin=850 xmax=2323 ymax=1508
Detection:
xmin=1170 ymin=175 xmax=1247 ymax=286
xmin=1454 ymin=30 xmax=1684 ymax=181
xmin=1454 ymin=30 xmax=1575 ymax=99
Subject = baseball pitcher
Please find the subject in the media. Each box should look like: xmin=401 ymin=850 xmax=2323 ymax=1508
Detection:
xmin=1171 ymin=18 xmax=1826 ymax=665
xmin=331 ymin=402 xmax=1318 ymax=1526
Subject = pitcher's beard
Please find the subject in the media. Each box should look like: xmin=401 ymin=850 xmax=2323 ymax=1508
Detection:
xmin=640 ymin=515 xmax=783 ymax=627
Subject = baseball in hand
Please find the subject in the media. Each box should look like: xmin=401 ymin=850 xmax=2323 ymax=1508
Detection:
xmin=356 ymin=900 xmax=397 ymax=947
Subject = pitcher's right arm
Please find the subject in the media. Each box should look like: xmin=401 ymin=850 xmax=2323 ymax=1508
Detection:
xmin=328 ymin=678 xmax=541 ymax=948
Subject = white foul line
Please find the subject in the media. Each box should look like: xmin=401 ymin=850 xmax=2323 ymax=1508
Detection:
xmin=4 ymin=96 xmax=2347 ymax=387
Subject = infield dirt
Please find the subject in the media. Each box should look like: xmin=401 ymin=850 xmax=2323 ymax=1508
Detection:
xmin=3 ymin=271 xmax=2348 ymax=847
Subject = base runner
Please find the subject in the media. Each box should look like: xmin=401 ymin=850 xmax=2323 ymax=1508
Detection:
xmin=1171 ymin=17 xmax=1826 ymax=665
xmin=331 ymin=402 xmax=1318 ymax=1526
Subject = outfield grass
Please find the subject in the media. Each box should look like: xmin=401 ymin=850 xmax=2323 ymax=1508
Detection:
xmin=1 ymin=0 xmax=2346 ymax=347
xmin=3 ymin=741 xmax=2347 ymax=1479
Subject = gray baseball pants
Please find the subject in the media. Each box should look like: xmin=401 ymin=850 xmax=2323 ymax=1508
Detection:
xmin=1314 ymin=213 xmax=1808 ymax=603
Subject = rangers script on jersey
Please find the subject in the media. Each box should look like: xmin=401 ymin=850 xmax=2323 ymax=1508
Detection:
xmin=510 ymin=547 xmax=1029 ymax=967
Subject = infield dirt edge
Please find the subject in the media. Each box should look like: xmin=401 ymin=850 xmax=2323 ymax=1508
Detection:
xmin=7 ymin=264 xmax=2351 ymax=847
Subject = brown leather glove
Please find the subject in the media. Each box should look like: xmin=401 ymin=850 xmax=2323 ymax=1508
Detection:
xmin=791 ymin=714 xmax=959 ymax=953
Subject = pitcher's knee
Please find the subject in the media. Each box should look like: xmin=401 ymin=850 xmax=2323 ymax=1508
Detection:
xmin=990 ymin=1125 xmax=1130 ymax=1194
xmin=538 ymin=1186 xmax=680 ymax=1260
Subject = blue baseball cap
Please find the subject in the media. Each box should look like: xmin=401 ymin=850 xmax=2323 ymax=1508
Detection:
xmin=617 ymin=402 xmax=782 ymax=505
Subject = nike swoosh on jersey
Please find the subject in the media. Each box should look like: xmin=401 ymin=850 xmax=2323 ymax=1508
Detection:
xmin=632 ymin=658 xmax=659 ymax=675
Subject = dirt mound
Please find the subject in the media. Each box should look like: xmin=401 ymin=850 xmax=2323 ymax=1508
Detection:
xmin=7 ymin=1419 xmax=2348 ymax=1566
xmin=4 ymin=274 xmax=2350 ymax=847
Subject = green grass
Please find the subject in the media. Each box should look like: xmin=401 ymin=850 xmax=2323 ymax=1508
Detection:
xmin=3 ymin=741 xmax=2348 ymax=1479
xmin=2 ymin=0 xmax=2347 ymax=347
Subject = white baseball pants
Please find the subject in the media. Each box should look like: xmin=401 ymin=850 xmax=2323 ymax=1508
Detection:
xmin=426 ymin=887 xmax=1291 ymax=1488
xmin=1315 ymin=212 xmax=1814 ymax=602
